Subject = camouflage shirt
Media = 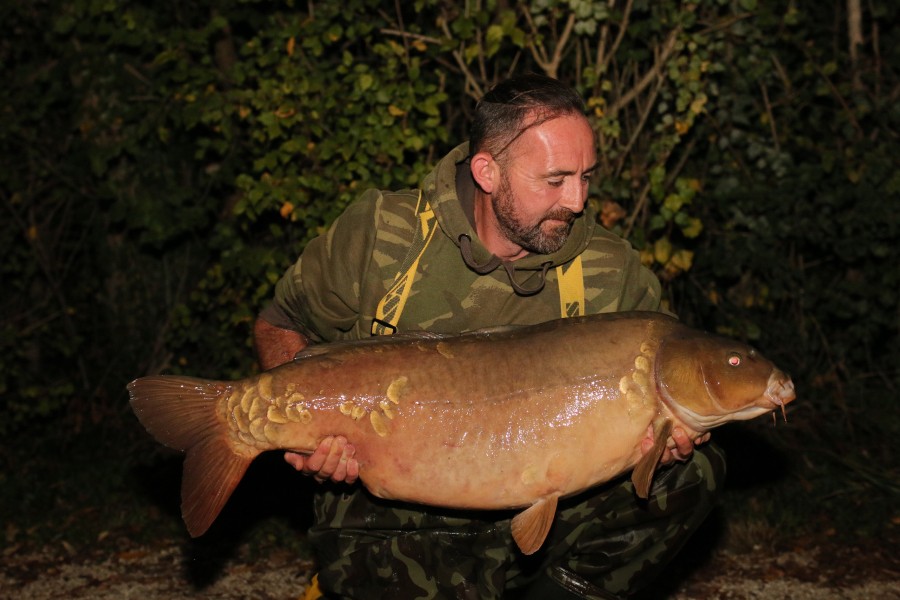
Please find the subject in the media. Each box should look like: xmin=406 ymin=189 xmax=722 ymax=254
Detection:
xmin=268 ymin=142 xmax=662 ymax=340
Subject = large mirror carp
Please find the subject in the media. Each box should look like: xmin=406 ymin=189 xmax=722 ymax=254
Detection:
xmin=128 ymin=311 xmax=795 ymax=555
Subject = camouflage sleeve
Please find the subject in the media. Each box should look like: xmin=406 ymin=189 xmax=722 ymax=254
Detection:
xmin=257 ymin=300 xmax=297 ymax=330
xmin=581 ymin=226 xmax=664 ymax=315
xmin=618 ymin=243 xmax=663 ymax=313
xmin=272 ymin=189 xmax=382 ymax=343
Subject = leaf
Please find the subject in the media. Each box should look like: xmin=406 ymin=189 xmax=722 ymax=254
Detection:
xmin=486 ymin=24 xmax=504 ymax=45
xmin=464 ymin=43 xmax=480 ymax=64
xmin=690 ymin=94 xmax=708 ymax=114
xmin=358 ymin=73 xmax=374 ymax=91
xmin=668 ymin=249 xmax=694 ymax=272
xmin=680 ymin=217 xmax=704 ymax=238
xmin=653 ymin=238 xmax=672 ymax=265
xmin=664 ymin=193 xmax=688 ymax=213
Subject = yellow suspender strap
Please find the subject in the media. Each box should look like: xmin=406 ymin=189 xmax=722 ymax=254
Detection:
xmin=372 ymin=191 xmax=585 ymax=334
xmin=556 ymin=255 xmax=585 ymax=318
xmin=371 ymin=191 xmax=437 ymax=335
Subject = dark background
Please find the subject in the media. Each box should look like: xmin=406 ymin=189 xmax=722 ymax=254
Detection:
xmin=1 ymin=0 xmax=897 ymax=588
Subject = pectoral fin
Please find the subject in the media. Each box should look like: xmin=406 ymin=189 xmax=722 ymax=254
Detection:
xmin=631 ymin=417 xmax=674 ymax=499
xmin=510 ymin=494 xmax=559 ymax=555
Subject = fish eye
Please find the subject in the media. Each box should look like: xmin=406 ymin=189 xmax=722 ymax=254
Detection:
xmin=727 ymin=353 xmax=742 ymax=367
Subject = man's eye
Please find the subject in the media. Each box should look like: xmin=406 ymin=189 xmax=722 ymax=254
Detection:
xmin=548 ymin=180 xmax=564 ymax=187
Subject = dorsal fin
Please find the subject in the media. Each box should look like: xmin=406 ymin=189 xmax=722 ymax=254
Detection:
xmin=631 ymin=417 xmax=674 ymax=499
xmin=468 ymin=323 xmax=525 ymax=336
xmin=293 ymin=331 xmax=449 ymax=360
xmin=510 ymin=494 xmax=560 ymax=555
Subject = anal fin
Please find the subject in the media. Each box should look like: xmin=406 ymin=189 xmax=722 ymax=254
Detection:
xmin=631 ymin=417 xmax=674 ymax=499
xmin=510 ymin=494 xmax=559 ymax=555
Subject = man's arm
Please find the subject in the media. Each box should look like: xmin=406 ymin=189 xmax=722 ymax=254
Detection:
xmin=253 ymin=316 xmax=307 ymax=370
xmin=253 ymin=316 xmax=360 ymax=484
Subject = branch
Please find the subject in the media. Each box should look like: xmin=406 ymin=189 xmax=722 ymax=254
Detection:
xmin=609 ymin=25 xmax=681 ymax=116
xmin=759 ymin=81 xmax=781 ymax=153
xmin=439 ymin=15 xmax=484 ymax=100
xmin=847 ymin=0 xmax=863 ymax=92
xmin=622 ymin=179 xmax=650 ymax=240
xmin=802 ymin=45 xmax=864 ymax=137
xmin=543 ymin=12 xmax=577 ymax=79
xmin=520 ymin=5 xmax=576 ymax=78
xmin=596 ymin=0 xmax=633 ymax=77
xmin=613 ymin=73 xmax=665 ymax=182
xmin=380 ymin=28 xmax=444 ymax=46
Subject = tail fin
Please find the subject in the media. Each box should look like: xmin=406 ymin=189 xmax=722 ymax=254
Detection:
xmin=127 ymin=375 xmax=257 ymax=537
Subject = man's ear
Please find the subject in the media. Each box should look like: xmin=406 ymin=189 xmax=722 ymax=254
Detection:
xmin=470 ymin=151 xmax=499 ymax=194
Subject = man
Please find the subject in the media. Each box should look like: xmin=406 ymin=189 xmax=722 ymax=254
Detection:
xmin=254 ymin=74 xmax=723 ymax=599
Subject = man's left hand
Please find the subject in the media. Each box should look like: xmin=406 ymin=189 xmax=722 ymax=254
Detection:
xmin=641 ymin=425 xmax=710 ymax=466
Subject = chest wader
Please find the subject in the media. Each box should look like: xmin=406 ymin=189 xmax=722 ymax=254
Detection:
xmin=371 ymin=191 xmax=586 ymax=336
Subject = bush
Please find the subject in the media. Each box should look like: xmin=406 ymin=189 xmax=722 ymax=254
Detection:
xmin=1 ymin=1 xmax=897 ymax=464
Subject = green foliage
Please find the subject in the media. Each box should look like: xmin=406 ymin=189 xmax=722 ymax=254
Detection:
xmin=669 ymin=2 xmax=899 ymax=510
xmin=1 ymin=0 xmax=897 ymax=503
xmin=674 ymin=1 xmax=899 ymax=369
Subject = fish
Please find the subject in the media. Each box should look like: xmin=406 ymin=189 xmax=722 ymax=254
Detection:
xmin=127 ymin=311 xmax=795 ymax=555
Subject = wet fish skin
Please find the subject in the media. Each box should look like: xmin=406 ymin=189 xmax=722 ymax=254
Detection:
xmin=128 ymin=311 xmax=795 ymax=554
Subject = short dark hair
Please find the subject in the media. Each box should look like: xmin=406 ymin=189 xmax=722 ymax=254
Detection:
xmin=469 ymin=73 xmax=587 ymax=161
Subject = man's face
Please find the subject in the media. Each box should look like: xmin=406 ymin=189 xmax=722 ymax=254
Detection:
xmin=491 ymin=114 xmax=597 ymax=255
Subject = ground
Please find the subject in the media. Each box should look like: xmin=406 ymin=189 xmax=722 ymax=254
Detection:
xmin=4 ymin=528 xmax=899 ymax=599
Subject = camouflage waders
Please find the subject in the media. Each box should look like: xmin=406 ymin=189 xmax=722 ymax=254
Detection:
xmin=308 ymin=442 xmax=726 ymax=599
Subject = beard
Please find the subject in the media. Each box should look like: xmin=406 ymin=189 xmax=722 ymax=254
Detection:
xmin=492 ymin=175 xmax=575 ymax=255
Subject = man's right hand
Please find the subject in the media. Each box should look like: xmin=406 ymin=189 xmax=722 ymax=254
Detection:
xmin=285 ymin=435 xmax=359 ymax=484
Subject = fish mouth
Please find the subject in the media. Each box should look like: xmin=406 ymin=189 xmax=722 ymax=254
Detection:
xmin=765 ymin=369 xmax=796 ymax=421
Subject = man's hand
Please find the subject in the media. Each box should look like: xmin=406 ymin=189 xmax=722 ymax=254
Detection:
xmin=285 ymin=435 xmax=360 ymax=484
xmin=640 ymin=425 xmax=710 ymax=467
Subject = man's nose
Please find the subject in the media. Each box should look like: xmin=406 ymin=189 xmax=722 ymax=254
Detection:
xmin=559 ymin=179 xmax=587 ymax=213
